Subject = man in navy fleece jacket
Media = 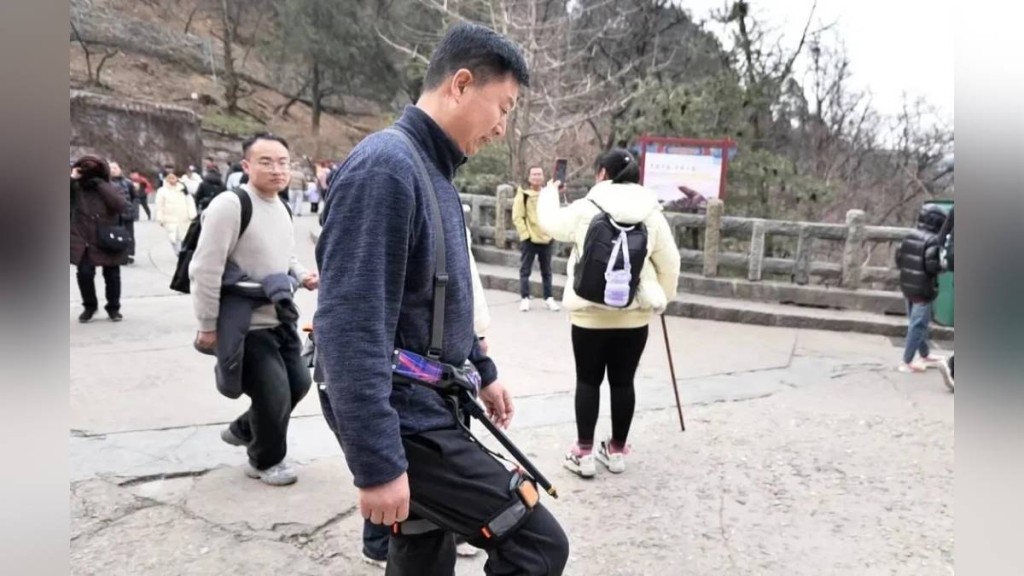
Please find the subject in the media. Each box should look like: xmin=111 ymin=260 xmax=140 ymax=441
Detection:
xmin=314 ymin=22 xmax=568 ymax=576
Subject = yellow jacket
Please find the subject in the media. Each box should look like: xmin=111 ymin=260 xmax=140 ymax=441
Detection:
xmin=511 ymin=187 xmax=552 ymax=244
xmin=537 ymin=180 xmax=681 ymax=329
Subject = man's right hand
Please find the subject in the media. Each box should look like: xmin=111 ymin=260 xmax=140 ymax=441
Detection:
xmin=71 ymin=167 xmax=81 ymax=180
xmin=194 ymin=330 xmax=217 ymax=351
xmin=359 ymin=472 xmax=410 ymax=526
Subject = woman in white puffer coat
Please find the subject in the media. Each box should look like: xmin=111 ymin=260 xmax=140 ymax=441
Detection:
xmin=537 ymin=148 xmax=681 ymax=479
xmin=155 ymin=172 xmax=197 ymax=253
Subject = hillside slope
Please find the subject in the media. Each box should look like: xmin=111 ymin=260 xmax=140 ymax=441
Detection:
xmin=70 ymin=0 xmax=389 ymax=163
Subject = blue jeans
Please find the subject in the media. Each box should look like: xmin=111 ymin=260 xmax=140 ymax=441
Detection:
xmin=903 ymin=301 xmax=933 ymax=364
xmin=363 ymin=520 xmax=390 ymax=560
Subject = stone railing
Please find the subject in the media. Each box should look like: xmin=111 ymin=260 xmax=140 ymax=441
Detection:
xmin=460 ymin=185 xmax=913 ymax=292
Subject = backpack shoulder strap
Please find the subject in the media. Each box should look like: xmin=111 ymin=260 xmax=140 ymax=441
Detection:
xmin=281 ymin=197 xmax=293 ymax=219
xmin=234 ymin=189 xmax=254 ymax=236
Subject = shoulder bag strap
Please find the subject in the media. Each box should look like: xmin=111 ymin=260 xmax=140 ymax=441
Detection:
xmin=386 ymin=128 xmax=447 ymax=360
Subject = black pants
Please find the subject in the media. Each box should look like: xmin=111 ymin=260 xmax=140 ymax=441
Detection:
xmin=386 ymin=426 xmax=569 ymax=575
xmin=519 ymin=240 xmax=553 ymax=299
xmin=76 ymin=254 xmax=121 ymax=313
xmin=139 ymin=196 xmax=151 ymax=220
xmin=228 ymin=325 xmax=311 ymax=469
xmin=317 ymin=388 xmax=520 ymax=566
xmin=571 ymin=325 xmax=650 ymax=445
xmin=122 ymin=218 xmax=136 ymax=256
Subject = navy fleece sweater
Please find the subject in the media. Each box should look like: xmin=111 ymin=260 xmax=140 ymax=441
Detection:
xmin=313 ymin=106 xmax=498 ymax=488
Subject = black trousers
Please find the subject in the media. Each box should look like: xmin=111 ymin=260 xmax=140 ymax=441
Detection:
xmin=571 ymin=324 xmax=650 ymax=445
xmin=385 ymin=426 xmax=569 ymax=576
xmin=139 ymin=196 xmax=151 ymax=220
xmin=519 ymin=240 xmax=553 ymax=299
xmin=122 ymin=218 xmax=136 ymax=256
xmin=228 ymin=324 xmax=311 ymax=469
xmin=76 ymin=254 xmax=121 ymax=312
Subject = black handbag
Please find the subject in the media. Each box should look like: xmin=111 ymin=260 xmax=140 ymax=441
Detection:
xmin=95 ymin=221 xmax=134 ymax=254
xmin=72 ymin=185 xmax=133 ymax=254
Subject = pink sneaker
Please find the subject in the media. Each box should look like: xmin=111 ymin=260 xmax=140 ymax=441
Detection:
xmin=563 ymin=443 xmax=595 ymax=478
xmin=596 ymin=439 xmax=630 ymax=474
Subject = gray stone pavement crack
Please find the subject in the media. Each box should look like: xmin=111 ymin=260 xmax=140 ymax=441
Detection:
xmin=279 ymin=507 xmax=360 ymax=549
xmin=117 ymin=468 xmax=214 ymax=487
xmin=70 ymin=485 xmax=164 ymax=543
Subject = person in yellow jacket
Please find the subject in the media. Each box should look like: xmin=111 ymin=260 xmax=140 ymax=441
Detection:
xmin=537 ymin=148 xmax=681 ymax=478
xmin=512 ymin=166 xmax=560 ymax=312
xmin=155 ymin=171 xmax=198 ymax=253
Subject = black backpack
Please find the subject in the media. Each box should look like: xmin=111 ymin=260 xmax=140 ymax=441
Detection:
xmin=573 ymin=200 xmax=648 ymax=308
xmin=169 ymin=189 xmax=291 ymax=294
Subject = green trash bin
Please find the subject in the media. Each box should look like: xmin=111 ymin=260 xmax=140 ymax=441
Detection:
xmin=922 ymin=200 xmax=954 ymax=326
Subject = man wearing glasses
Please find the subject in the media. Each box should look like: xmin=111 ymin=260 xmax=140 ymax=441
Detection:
xmin=189 ymin=133 xmax=320 ymax=486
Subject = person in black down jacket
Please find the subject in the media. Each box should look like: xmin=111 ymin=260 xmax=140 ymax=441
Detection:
xmin=194 ymin=169 xmax=226 ymax=213
xmin=895 ymin=204 xmax=948 ymax=373
xmin=935 ymin=207 xmax=954 ymax=391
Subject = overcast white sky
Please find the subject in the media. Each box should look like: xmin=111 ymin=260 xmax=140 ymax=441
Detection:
xmin=679 ymin=0 xmax=954 ymax=125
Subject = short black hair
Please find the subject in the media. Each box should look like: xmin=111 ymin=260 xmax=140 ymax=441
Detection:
xmin=242 ymin=132 xmax=290 ymax=157
xmin=423 ymin=22 xmax=530 ymax=91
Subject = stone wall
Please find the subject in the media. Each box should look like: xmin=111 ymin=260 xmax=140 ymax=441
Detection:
xmin=70 ymin=90 xmax=203 ymax=174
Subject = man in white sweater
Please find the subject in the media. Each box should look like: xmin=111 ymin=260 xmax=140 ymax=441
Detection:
xmin=189 ymin=133 xmax=320 ymax=486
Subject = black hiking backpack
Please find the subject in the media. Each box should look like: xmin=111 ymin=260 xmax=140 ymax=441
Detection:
xmin=169 ymin=189 xmax=291 ymax=294
xmin=572 ymin=200 xmax=648 ymax=308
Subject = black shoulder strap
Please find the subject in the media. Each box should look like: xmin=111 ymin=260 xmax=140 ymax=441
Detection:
xmin=387 ymin=128 xmax=447 ymax=360
xmin=234 ymin=189 xmax=254 ymax=236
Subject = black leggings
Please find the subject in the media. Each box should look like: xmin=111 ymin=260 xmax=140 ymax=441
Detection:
xmin=571 ymin=324 xmax=649 ymax=446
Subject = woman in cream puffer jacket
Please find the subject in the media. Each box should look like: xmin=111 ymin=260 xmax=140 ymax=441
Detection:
xmin=155 ymin=172 xmax=197 ymax=253
xmin=536 ymin=147 xmax=681 ymax=479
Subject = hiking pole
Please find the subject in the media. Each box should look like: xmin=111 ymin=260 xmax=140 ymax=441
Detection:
xmin=460 ymin=392 xmax=559 ymax=499
xmin=660 ymin=315 xmax=686 ymax=431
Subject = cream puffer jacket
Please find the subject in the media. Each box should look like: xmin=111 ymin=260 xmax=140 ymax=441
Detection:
xmin=536 ymin=180 xmax=681 ymax=329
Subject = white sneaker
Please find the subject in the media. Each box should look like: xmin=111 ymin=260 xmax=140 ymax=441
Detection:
xmin=244 ymin=461 xmax=297 ymax=486
xmin=563 ymin=444 xmax=596 ymax=478
xmin=897 ymin=361 xmax=927 ymax=374
xmin=595 ymin=439 xmax=629 ymax=474
xmin=361 ymin=550 xmax=387 ymax=569
xmin=921 ymin=354 xmax=946 ymax=368
xmin=544 ymin=297 xmax=561 ymax=311
xmin=456 ymin=541 xmax=481 ymax=557
xmin=519 ymin=298 xmax=530 ymax=312
xmin=939 ymin=358 xmax=954 ymax=392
